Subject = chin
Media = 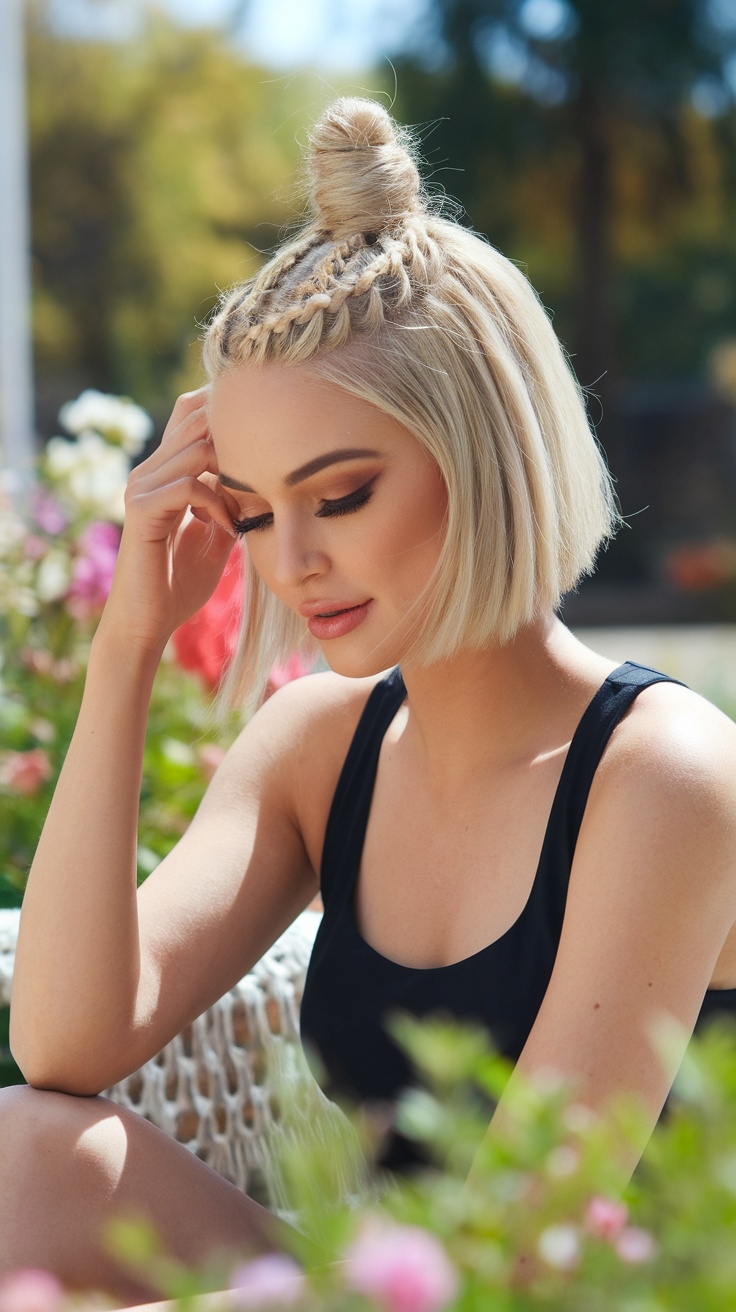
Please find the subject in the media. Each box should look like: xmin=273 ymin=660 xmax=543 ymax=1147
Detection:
xmin=320 ymin=640 xmax=404 ymax=680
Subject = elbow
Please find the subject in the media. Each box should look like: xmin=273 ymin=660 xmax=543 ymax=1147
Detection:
xmin=11 ymin=1044 xmax=107 ymax=1097
xmin=10 ymin=1019 xmax=110 ymax=1097
xmin=20 ymin=1068 xmax=107 ymax=1098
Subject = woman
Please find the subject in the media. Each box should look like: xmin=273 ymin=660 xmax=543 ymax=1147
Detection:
xmin=2 ymin=97 xmax=736 ymax=1303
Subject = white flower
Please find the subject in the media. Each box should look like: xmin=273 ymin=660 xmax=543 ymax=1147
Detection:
xmin=537 ymin=1223 xmax=581 ymax=1271
xmin=0 ymin=507 xmax=28 ymax=557
xmin=546 ymin=1144 xmax=580 ymax=1178
xmin=36 ymin=549 xmax=72 ymax=603
xmin=1 ymin=580 xmax=39 ymax=617
xmin=45 ymin=433 xmax=129 ymax=523
xmin=59 ymin=389 xmax=153 ymax=456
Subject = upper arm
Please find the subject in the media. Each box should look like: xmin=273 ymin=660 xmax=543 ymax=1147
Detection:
xmin=510 ymin=683 xmax=736 ymax=1168
xmin=128 ymin=671 xmax=372 ymax=1074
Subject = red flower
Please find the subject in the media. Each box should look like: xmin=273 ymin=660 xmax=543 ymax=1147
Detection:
xmin=667 ymin=544 xmax=727 ymax=592
xmin=172 ymin=549 xmax=244 ymax=689
xmin=665 ymin=541 xmax=736 ymax=592
xmin=0 ymin=750 xmax=53 ymax=797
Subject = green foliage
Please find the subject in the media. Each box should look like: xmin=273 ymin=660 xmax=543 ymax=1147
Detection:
xmin=0 ymin=389 xmax=243 ymax=902
xmin=0 ymin=616 xmax=241 ymax=903
xmin=0 ymin=1008 xmax=24 ymax=1086
xmin=393 ymin=0 xmax=736 ymax=396
xmin=26 ymin=1 xmax=384 ymax=428
xmin=100 ymin=1016 xmax=736 ymax=1310
xmin=269 ymin=1016 xmax=736 ymax=1308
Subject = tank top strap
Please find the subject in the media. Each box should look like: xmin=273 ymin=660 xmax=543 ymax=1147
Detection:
xmin=320 ymin=666 xmax=407 ymax=907
xmin=532 ymin=660 xmax=687 ymax=930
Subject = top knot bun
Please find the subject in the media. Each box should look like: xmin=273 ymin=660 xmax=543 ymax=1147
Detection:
xmin=308 ymin=98 xmax=423 ymax=240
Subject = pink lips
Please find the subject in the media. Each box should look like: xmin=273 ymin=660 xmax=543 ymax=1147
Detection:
xmin=302 ymin=600 xmax=373 ymax=640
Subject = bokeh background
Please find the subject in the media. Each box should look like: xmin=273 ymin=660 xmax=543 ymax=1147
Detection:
xmin=3 ymin=0 xmax=736 ymax=1081
xmin=11 ymin=0 xmax=736 ymax=622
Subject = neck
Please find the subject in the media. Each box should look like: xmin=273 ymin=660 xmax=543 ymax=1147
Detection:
xmin=395 ymin=615 xmax=616 ymax=793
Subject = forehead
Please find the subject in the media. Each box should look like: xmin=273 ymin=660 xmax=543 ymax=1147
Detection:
xmin=208 ymin=362 xmax=413 ymax=484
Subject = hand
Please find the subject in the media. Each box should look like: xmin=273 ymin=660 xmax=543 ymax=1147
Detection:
xmin=100 ymin=387 xmax=242 ymax=653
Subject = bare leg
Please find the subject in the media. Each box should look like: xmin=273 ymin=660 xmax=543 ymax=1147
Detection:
xmin=0 ymin=1085 xmax=290 ymax=1306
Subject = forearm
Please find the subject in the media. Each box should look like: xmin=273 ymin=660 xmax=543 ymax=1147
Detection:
xmin=10 ymin=620 xmax=163 ymax=1091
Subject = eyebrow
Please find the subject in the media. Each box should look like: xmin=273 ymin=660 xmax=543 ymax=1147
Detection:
xmin=219 ymin=447 xmax=381 ymax=494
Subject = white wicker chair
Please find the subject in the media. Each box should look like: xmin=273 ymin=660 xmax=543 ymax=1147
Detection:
xmin=0 ymin=910 xmax=322 ymax=1208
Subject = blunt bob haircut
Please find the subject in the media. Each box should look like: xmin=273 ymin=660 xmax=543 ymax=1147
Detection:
xmin=202 ymin=97 xmax=619 ymax=706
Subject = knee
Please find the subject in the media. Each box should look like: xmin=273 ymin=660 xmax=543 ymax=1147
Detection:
xmin=0 ymin=1085 xmax=129 ymax=1188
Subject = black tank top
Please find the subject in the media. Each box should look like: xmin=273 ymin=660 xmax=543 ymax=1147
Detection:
xmin=300 ymin=661 xmax=736 ymax=1165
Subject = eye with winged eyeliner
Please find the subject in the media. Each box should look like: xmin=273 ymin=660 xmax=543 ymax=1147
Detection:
xmin=231 ymin=477 xmax=378 ymax=537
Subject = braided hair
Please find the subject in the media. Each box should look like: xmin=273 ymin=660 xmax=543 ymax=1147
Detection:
xmin=204 ymin=98 xmax=619 ymax=708
xmin=203 ymin=99 xmax=440 ymax=373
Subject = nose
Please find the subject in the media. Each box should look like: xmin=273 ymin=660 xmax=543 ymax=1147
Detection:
xmin=268 ymin=516 xmax=329 ymax=591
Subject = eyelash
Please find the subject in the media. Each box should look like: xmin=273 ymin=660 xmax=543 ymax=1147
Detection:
xmin=231 ymin=479 xmax=376 ymax=537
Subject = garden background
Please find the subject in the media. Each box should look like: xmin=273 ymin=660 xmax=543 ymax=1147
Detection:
xmin=4 ymin=5 xmax=736 ymax=1306
xmin=3 ymin=0 xmax=736 ymax=991
xmin=20 ymin=0 xmax=736 ymax=621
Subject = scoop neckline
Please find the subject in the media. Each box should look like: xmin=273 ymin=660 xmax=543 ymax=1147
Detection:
xmin=344 ymin=663 xmax=624 ymax=975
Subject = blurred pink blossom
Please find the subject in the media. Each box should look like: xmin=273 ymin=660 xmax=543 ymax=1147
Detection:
xmin=0 ymin=1268 xmax=64 ymax=1312
xmin=584 ymin=1196 xmax=628 ymax=1241
xmin=30 ymin=488 xmax=68 ymax=536
xmin=197 ymin=743 xmax=226 ymax=780
xmin=614 ymin=1227 xmax=657 ymax=1264
xmin=66 ymin=521 xmax=121 ymax=620
xmin=0 ymin=750 xmax=53 ymax=796
xmin=344 ymin=1218 xmax=458 ymax=1312
xmin=23 ymin=535 xmax=47 ymax=562
xmin=229 ymin=1254 xmax=305 ymax=1307
xmin=20 ymin=649 xmax=54 ymax=677
xmin=267 ymin=651 xmax=316 ymax=694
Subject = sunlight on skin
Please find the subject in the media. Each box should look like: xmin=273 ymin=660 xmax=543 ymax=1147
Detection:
xmin=208 ymin=363 xmax=449 ymax=680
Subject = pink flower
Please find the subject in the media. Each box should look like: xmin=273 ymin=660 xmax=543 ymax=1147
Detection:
xmin=0 ymin=750 xmax=53 ymax=796
xmin=584 ymin=1196 xmax=628 ymax=1241
xmin=30 ymin=488 xmax=68 ymax=536
xmin=23 ymin=535 xmax=47 ymax=562
xmin=229 ymin=1254 xmax=305 ymax=1307
xmin=614 ymin=1227 xmax=657 ymax=1264
xmin=66 ymin=521 xmax=121 ymax=620
xmin=172 ymin=548 xmax=244 ymax=689
xmin=344 ymin=1219 xmax=458 ymax=1312
xmin=267 ymin=651 xmax=316 ymax=693
xmin=0 ymin=1269 xmax=64 ymax=1312
xmin=197 ymin=743 xmax=226 ymax=780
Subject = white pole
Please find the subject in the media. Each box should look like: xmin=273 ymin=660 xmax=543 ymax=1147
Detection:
xmin=0 ymin=0 xmax=36 ymax=498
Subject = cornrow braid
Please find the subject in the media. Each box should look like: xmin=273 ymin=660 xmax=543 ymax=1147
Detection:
xmin=205 ymin=218 xmax=436 ymax=370
xmin=203 ymin=96 xmax=620 ymax=713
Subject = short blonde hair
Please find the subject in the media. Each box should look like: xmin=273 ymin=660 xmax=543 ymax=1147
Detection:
xmin=203 ymin=97 xmax=619 ymax=706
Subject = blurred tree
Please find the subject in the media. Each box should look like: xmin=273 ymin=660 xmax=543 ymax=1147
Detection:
xmin=26 ymin=1 xmax=355 ymax=434
xmin=393 ymin=0 xmax=736 ymax=408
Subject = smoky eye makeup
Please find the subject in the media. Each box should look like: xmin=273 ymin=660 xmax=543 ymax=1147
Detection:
xmin=231 ymin=476 xmax=378 ymax=536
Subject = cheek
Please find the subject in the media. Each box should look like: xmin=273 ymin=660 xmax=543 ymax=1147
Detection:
xmin=372 ymin=469 xmax=447 ymax=577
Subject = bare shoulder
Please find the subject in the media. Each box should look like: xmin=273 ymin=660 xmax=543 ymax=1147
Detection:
xmin=599 ymin=678 xmax=736 ymax=802
xmin=234 ymin=667 xmax=384 ymax=765
xmin=224 ymin=668 xmax=387 ymax=867
xmin=585 ymin=678 xmax=736 ymax=895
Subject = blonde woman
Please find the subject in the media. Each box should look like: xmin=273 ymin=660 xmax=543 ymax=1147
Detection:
xmin=3 ymin=98 xmax=736 ymax=1303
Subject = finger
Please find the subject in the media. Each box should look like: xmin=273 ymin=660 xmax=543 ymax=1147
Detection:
xmin=197 ymin=469 xmax=242 ymax=518
xmin=138 ymin=403 xmax=211 ymax=478
xmin=161 ymin=387 xmax=211 ymax=445
xmin=133 ymin=436 xmax=220 ymax=493
xmin=132 ymin=442 xmax=242 ymax=521
xmin=126 ymin=476 xmax=237 ymax=540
